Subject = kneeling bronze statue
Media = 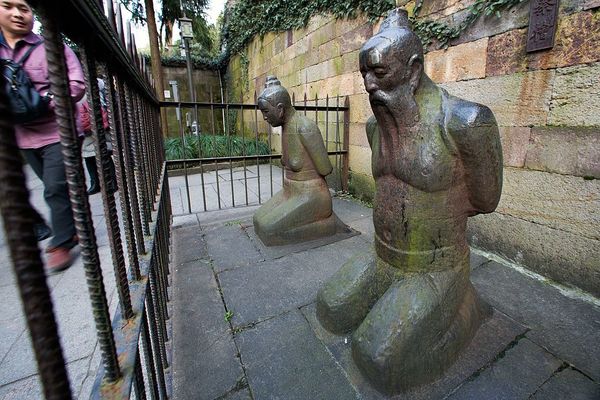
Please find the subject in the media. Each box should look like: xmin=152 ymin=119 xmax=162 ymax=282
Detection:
xmin=253 ymin=76 xmax=336 ymax=246
xmin=317 ymin=9 xmax=503 ymax=394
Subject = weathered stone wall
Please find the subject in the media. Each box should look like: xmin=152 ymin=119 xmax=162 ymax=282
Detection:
xmin=226 ymin=1 xmax=600 ymax=296
xmin=161 ymin=66 xmax=224 ymax=137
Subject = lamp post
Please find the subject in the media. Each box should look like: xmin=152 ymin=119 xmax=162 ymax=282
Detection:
xmin=179 ymin=16 xmax=198 ymax=135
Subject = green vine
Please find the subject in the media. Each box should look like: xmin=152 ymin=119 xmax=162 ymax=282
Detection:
xmin=239 ymin=52 xmax=250 ymax=92
xmin=221 ymin=0 xmax=395 ymax=62
xmin=411 ymin=0 xmax=526 ymax=48
xmin=176 ymin=0 xmax=528 ymax=71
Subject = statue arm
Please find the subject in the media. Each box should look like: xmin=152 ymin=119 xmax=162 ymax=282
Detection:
xmin=447 ymin=103 xmax=503 ymax=215
xmin=300 ymin=126 xmax=333 ymax=176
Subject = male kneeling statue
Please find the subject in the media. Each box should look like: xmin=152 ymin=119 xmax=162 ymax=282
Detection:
xmin=253 ymin=76 xmax=336 ymax=246
xmin=317 ymin=9 xmax=503 ymax=394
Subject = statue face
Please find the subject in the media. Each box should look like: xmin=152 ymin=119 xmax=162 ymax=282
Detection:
xmin=258 ymin=99 xmax=285 ymax=127
xmin=359 ymin=37 xmax=409 ymax=108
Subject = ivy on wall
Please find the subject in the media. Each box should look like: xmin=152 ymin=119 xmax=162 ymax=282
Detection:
xmin=221 ymin=0 xmax=396 ymax=61
xmin=411 ymin=0 xmax=527 ymax=48
xmin=177 ymin=0 xmax=529 ymax=71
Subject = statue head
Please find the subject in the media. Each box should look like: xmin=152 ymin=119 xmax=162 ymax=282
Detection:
xmin=257 ymin=76 xmax=292 ymax=128
xmin=359 ymin=9 xmax=424 ymax=119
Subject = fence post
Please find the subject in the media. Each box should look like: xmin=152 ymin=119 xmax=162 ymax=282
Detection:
xmin=342 ymin=96 xmax=350 ymax=192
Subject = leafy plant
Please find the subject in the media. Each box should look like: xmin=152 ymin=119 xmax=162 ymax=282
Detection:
xmin=221 ymin=0 xmax=396 ymax=63
xmin=224 ymin=310 xmax=234 ymax=322
xmin=411 ymin=0 xmax=526 ymax=48
xmin=164 ymin=134 xmax=271 ymax=160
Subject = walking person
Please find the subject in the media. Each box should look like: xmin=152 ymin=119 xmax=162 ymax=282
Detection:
xmin=80 ymin=78 xmax=117 ymax=195
xmin=0 ymin=0 xmax=85 ymax=272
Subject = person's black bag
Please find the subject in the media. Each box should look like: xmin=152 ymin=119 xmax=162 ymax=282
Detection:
xmin=1 ymin=41 xmax=51 ymax=124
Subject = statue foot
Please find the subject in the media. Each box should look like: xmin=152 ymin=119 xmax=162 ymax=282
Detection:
xmin=351 ymin=270 xmax=491 ymax=394
xmin=317 ymin=249 xmax=400 ymax=334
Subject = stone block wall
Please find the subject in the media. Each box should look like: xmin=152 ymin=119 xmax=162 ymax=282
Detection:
xmin=161 ymin=66 xmax=224 ymax=137
xmin=226 ymin=13 xmax=376 ymax=173
xmin=226 ymin=0 xmax=600 ymax=296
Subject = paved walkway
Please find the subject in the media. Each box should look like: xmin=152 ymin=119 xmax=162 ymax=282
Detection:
xmin=0 ymin=164 xmax=281 ymax=399
xmin=170 ymin=196 xmax=600 ymax=399
xmin=2 ymin=164 xmax=599 ymax=399
xmin=0 ymin=166 xmax=118 ymax=399
xmin=169 ymin=164 xmax=283 ymax=215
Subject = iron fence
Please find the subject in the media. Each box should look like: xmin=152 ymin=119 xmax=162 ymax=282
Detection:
xmin=161 ymin=93 xmax=350 ymax=215
xmin=0 ymin=0 xmax=172 ymax=399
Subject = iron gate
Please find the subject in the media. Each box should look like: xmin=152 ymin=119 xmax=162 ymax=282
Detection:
xmin=161 ymin=93 xmax=350 ymax=215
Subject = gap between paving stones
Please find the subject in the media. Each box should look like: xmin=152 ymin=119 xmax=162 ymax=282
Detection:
xmin=212 ymin=261 xmax=254 ymax=399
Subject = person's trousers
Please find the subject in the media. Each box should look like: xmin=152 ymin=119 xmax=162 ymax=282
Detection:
xmin=85 ymin=153 xmax=117 ymax=191
xmin=84 ymin=156 xmax=99 ymax=190
xmin=22 ymin=142 xmax=76 ymax=248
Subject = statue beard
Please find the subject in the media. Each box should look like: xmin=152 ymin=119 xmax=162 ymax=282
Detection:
xmin=369 ymin=85 xmax=420 ymax=152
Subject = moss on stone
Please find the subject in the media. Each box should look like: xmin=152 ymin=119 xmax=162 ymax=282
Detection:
xmin=349 ymin=172 xmax=376 ymax=204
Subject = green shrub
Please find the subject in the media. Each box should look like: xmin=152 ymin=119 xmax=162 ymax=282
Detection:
xmin=164 ymin=134 xmax=271 ymax=160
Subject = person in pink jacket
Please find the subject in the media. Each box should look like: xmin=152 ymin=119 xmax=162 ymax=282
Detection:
xmin=0 ymin=0 xmax=85 ymax=272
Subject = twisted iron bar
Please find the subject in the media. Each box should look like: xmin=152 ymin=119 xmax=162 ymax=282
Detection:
xmin=140 ymin=312 xmax=160 ymax=400
xmin=106 ymin=70 xmax=142 ymax=280
xmin=40 ymin=10 xmax=120 ymax=382
xmin=80 ymin=48 xmax=134 ymax=320
xmin=136 ymin=95 xmax=154 ymax=227
xmin=134 ymin=355 xmax=148 ymax=400
xmin=120 ymin=81 xmax=146 ymax=254
xmin=124 ymin=85 xmax=151 ymax=240
xmin=0 ymin=74 xmax=72 ymax=400
xmin=145 ymin=291 xmax=168 ymax=398
xmin=148 ymin=264 xmax=170 ymax=371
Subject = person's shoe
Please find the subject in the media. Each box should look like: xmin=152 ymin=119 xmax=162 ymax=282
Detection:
xmin=64 ymin=235 xmax=79 ymax=249
xmin=45 ymin=246 xmax=72 ymax=274
xmin=34 ymin=222 xmax=52 ymax=241
xmin=87 ymin=184 xmax=100 ymax=195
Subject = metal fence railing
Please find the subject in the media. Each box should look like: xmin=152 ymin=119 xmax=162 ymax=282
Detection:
xmin=161 ymin=93 xmax=350 ymax=214
xmin=0 ymin=0 xmax=172 ymax=398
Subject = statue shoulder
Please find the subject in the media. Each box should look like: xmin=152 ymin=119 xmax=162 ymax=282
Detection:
xmin=444 ymin=93 xmax=497 ymax=134
xmin=295 ymin=114 xmax=319 ymax=135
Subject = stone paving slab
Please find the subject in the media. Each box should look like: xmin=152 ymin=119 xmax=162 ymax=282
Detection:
xmin=171 ymin=222 xmax=250 ymax=400
xmin=531 ymin=367 xmax=600 ymax=400
xmin=472 ymin=261 xmax=600 ymax=381
xmin=301 ymin=303 xmax=528 ymax=400
xmin=218 ymin=235 xmax=371 ymax=328
xmin=470 ymin=251 xmax=492 ymax=271
xmin=332 ymin=197 xmax=373 ymax=223
xmin=220 ymin=387 xmax=253 ymax=399
xmin=243 ymin=214 xmax=360 ymax=260
xmin=203 ymin=222 xmax=265 ymax=273
xmin=235 ymin=309 xmax=358 ymax=400
xmin=345 ymin=215 xmax=375 ymax=237
xmin=0 ymin=356 xmax=91 ymax=400
xmin=172 ymin=224 xmax=208 ymax=265
xmin=447 ymin=338 xmax=562 ymax=400
xmin=172 ymin=258 xmax=244 ymax=400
